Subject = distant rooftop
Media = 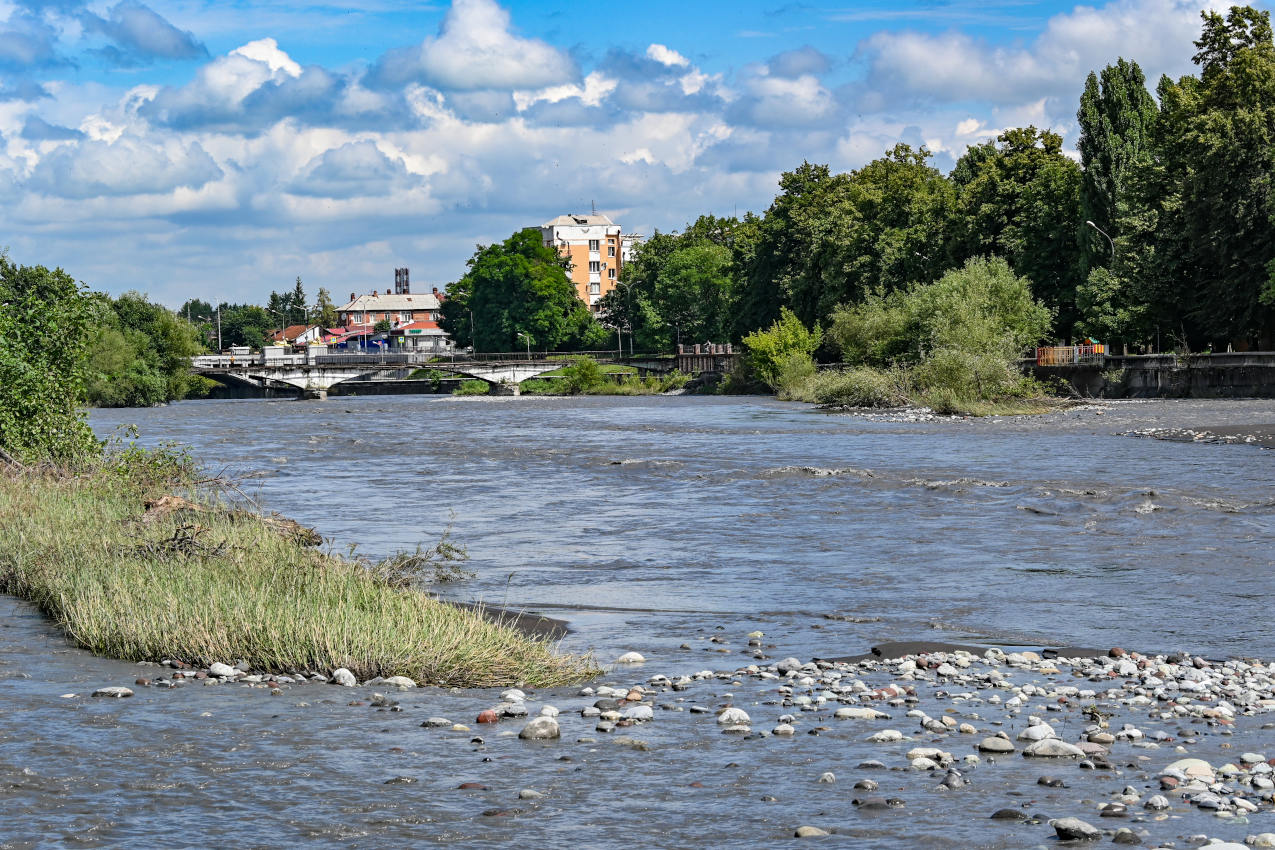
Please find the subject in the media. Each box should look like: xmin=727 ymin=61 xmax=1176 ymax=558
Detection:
xmin=542 ymin=213 xmax=616 ymax=228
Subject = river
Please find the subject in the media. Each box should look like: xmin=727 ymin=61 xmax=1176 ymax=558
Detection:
xmin=2 ymin=394 xmax=1272 ymax=848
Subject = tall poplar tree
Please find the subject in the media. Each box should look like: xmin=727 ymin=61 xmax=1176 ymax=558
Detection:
xmin=1076 ymin=59 xmax=1159 ymax=271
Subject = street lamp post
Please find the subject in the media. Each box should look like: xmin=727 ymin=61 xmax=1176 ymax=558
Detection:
xmin=615 ymin=280 xmax=635 ymax=357
xmin=517 ymin=332 xmax=530 ymax=359
xmin=1086 ymin=220 xmax=1115 ymax=258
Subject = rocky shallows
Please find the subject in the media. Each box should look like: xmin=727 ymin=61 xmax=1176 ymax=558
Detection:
xmin=73 ymin=642 xmax=1275 ymax=848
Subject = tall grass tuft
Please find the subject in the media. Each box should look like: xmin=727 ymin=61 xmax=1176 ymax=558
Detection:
xmin=0 ymin=455 xmax=596 ymax=688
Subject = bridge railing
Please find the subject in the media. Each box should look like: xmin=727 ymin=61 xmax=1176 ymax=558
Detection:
xmin=1035 ymin=345 xmax=1106 ymax=366
xmin=193 ymin=350 xmax=675 ymax=369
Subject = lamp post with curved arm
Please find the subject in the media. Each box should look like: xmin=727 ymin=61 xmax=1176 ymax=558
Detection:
xmin=615 ymin=280 xmax=635 ymax=357
xmin=1086 ymin=220 xmax=1115 ymax=258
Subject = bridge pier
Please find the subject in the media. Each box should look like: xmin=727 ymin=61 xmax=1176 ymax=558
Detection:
xmin=489 ymin=381 xmax=520 ymax=396
xmin=301 ymin=388 xmax=328 ymax=401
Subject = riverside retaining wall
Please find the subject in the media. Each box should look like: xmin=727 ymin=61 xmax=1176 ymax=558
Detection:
xmin=1032 ymin=352 xmax=1275 ymax=398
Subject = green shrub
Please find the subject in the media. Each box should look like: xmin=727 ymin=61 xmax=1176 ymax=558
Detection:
xmin=818 ymin=257 xmax=1054 ymax=413
xmin=0 ymin=254 xmax=100 ymax=464
xmin=453 ymin=379 xmax=490 ymax=395
xmin=829 ymin=256 xmax=1053 ymax=369
xmin=772 ymin=352 xmax=818 ymax=400
xmin=560 ymin=356 xmax=607 ymax=394
xmin=742 ymin=307 xmax=823 ymax=389
xmin=811 ymin=366 xmax=911 ymax=407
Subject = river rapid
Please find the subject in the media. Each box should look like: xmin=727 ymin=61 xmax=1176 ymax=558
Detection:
xmin=2 ymin=395 xmax=1273 ymax=848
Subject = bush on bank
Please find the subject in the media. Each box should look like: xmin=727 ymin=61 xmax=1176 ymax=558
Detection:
xmin=0 ymin=254 xmax=101 ymax=464
xmin=0 ymin=449 xmax=597 ymax=688
xmin=770 ymin=257 xmax=1055 ymax=414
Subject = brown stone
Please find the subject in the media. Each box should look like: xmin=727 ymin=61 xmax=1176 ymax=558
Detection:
xmin=476 ymin=710 xmax=499 ymax=724
xmin=458 ymin=782 xmax=488 ymax=790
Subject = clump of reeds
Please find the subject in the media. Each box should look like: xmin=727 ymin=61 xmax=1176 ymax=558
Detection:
xmin=0 ymin=452 xmax=597 ymax=688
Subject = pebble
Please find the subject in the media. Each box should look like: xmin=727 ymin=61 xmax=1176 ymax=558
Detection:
xmin=794 ymin=826 xmax=829 ymax=838
xmin=615 ymin=652 xmax=645 ymax=664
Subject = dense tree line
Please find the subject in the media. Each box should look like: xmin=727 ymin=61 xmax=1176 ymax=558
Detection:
xmin=85 ymin=292 xmax=205 ymax=407
xmin=604 ymin=7 xmax=1274 ymax=355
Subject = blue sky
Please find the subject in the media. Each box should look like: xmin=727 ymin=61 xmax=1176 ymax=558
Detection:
xmin=0 ymin=0 xmax=1253 ymax=307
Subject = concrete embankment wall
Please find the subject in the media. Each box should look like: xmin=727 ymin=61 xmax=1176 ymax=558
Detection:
xmin=1032 ymin=353 xmax=1275 ymax=399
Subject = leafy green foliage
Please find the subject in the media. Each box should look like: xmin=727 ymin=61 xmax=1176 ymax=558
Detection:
xmin=85 ymin=292 xmax=204 ymax=408
xmin=949 ymin=128 xmax=1084 ymax=337
xmin=831 ymin=257 xmax=1053 ymax=367
xmin=314 ymin=287 xmax=338 ymax=328
xmin=453 ymin=379 xmax=490 ymax=395
xmin=215 ymin=304 xmax=273 ymax=349
xmin=823 ymin=257 xmax=1051 ymax=406
xmin=741 ymin=307 xmax=823 ymax=390
xmin=1076 ymin=59 xmax=1158 ymax=272
xmin=559 ymin=356 xmax=607 ymax=394
xmin=439 ymin=228 xmax=606 ymax=352
xmin=0 ymin=253 xmax=100 ymax=463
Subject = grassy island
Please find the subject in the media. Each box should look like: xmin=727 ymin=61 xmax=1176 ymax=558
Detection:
xmin=0 ymin=455 xmax=597 ymax=688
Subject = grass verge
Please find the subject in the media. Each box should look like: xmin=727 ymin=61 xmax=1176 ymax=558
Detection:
xmin=0 ymin=455 xmax=597 ymax=688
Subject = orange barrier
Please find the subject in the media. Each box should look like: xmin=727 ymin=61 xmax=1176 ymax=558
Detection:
xmin=1036 ymin=345 xmax=1106 ymax=366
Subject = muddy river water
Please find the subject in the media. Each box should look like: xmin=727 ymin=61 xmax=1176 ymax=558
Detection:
xmin=2 ymin=395 xmax=1273 ymax=848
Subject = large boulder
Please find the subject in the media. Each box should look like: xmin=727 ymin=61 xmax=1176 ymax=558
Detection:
xmin=1024 ymin=738 xmax=1085 ymax=758
xmin=1051 ymin=817 xmax=1101 ymax=841
xmin=518 ymin=717 xmax=561 ymax=740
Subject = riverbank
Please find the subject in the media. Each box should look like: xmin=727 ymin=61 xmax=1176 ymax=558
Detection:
xmin=7 ymin=607 xmax=1274 ymax=848
xmin=0 ymin=458 xmax=596 ymax=688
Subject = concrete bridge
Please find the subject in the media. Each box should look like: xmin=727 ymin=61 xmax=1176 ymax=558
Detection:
xmin=192 ymin=352 xmax=571 ymax=399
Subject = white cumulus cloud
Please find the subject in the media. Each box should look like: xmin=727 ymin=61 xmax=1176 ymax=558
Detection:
xmin=368 ymin=0 xmax=577 ymax=92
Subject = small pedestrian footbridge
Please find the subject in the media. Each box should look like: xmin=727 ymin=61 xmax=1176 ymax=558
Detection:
xmin=190 ymin=351 xmax=675 ymax=398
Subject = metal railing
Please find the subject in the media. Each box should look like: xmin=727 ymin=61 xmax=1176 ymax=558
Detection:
xmin=193 ymin=349 xmax=673 ymax=369
xmin=1035 ymin=344 xmax=1106 ymax=366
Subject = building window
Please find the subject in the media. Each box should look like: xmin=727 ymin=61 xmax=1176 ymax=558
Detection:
xmin=588 ymin=239 xmax=600 ymax=251
xmin=589 ymin=261 xmax=600 ymax=273
xmin=608 ymin=268 xmax=616 ymax=280
xmin=608 ymin=246 xmax=616 ymax=257
xmin=400 ymin=312 xmax=411 ymax=323
xmin=589 ymin=282 xmax=600 ymax=295
xmin=353 ymin=312 xmax=363 ymax=323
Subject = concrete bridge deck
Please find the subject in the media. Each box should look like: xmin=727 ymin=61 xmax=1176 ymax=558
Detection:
xmin=191 ymin=351 xmax=682 ymax=398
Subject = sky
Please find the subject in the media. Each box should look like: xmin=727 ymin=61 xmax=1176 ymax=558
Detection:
xmin=0 ymin=0 xmax=1255 ymax=308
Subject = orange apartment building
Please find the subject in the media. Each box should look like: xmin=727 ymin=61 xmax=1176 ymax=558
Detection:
xmin=540 ymin=213 xmax=637 ymax=311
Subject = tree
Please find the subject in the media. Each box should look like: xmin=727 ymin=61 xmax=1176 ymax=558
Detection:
xmin=0 ymin=253 xmax=99 ymax=462
xmin=950 ymin=127 xmax=1084 ymax=337
xmin=816 ymin=144 xmax=956 ymax=312
xmin=314 ymin=287 xmax=338 ymax=328
xmin=741 ymin=307 xmax=823 ymax=389
xmin=1076 ymin=59 xmax=1158 ymax=271
xmin=1117 ymin=6 xmax=1275 ymax=348
xmin=600 ymin=214 xmax=748 ymax=351
xmin=735 ymin=162 xmax=852 ymax=332
xmin=654 ymin=242 xmax=734 ymax=344
xmin=290 ymin=277 xmax=308 ymax=325
xmin=439 ymin=228 xmax=604 ymax=352
xmin=217 ymin=304 xmax=273 ymax=348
